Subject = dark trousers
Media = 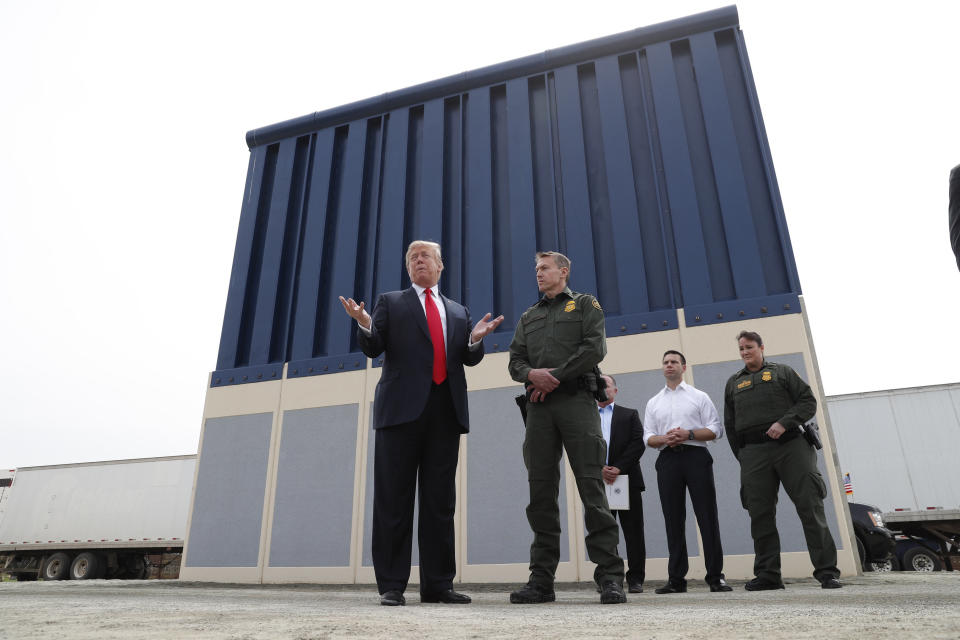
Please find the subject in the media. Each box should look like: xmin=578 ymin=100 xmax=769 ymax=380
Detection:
xmin=372 ymin=382 xmax=461 ymax=595
xmin=655 ymin=445 xmax=725 ymax=586
xmin=739 ymin=436 xmax=839 ymax=582
xmin=523 ymin=392 xmax=624 ymax=586
xmin=613 ymin=495 xmax=645 ymax=585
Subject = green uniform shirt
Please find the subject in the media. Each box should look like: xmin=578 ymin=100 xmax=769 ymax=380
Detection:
xmin=723 ymin=360 xmax=816 ymax=457
xmin=508 ymin=287 xmax=606 ymax=385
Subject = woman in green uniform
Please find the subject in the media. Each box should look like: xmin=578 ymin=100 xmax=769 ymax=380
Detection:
xmin=724 ymin=330 xmax=841 ymax=590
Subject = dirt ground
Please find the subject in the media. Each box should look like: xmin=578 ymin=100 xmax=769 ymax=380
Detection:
xmin=1 ymin=573 xmax=959 ymax=639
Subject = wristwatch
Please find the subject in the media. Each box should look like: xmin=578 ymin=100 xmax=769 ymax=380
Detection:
xmin=688 ymin=430 xmax=696 ymax=441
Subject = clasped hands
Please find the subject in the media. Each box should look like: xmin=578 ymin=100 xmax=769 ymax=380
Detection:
xmin=663 ymin=427 xmax=693 ymax=447
xmin=526 ymin=368 xmax=560 ymax=403
xmin=338 ymin=296 xmax=504 ymax=343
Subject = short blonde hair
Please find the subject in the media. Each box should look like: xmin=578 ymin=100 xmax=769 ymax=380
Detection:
xmin=536 ymin=251 xmax=571 ymax=283
xmin=406 ymin=240 xmax=443 ymax=268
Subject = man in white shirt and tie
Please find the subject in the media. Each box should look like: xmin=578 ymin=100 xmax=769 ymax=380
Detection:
xmin=643 ymin=350 xmax=732 ymax=594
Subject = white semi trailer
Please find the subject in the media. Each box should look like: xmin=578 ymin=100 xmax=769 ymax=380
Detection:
xmin=0 ymin=455 xmax=195 ymax=581
xmin=828 ymin=383 xmax=960 ymax=571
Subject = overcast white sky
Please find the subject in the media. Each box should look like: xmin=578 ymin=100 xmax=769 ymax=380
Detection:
xmin=2 ymin=1 xmax=958 ymax=470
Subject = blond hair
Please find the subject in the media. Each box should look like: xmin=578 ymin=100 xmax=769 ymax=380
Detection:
xmin=536 ymin=251 xmax=571 ymax=283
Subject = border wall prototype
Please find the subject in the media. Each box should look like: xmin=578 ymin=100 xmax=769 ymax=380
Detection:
xmin=181 ymin=6 xmax=858 ymax=584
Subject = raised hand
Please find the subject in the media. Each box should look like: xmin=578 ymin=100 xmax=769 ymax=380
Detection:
xmin=470 ymin=312 xmax=505 ymax=343
xmin=338 ymin=296 xmax=371 ymax=329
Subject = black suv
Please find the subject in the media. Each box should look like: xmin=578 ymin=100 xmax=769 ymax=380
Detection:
xmin=849 ymin=502 xmax=897 ymax=571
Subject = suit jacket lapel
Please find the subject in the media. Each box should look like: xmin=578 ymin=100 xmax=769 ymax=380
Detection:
xmin=403 ymin=287 xmax=431 ymax=342
xmin=440 ymin=293 xmax=459 ymax=355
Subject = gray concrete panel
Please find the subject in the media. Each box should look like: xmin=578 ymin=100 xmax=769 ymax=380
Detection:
xmin=186 ymin=413 xmax=273 ymax=567
xmin=692 ymin=355 xmax=843 ymax=556
xmin=269 ymin=405 xmax=358 ymax=567
xmin=466 ymin=387 xmax=569 ymax=565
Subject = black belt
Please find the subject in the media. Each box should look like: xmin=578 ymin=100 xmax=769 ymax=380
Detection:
xmin=737 ymin=426 xmax=800 ymax=447
xmin=661 ymin=444 xmax=700 ymax=453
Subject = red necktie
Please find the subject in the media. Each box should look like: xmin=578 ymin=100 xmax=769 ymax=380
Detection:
xmin=424 ymin=289 xmax=447 ymax=384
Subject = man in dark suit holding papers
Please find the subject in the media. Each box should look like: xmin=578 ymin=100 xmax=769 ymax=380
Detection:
xmin=597 ymin=374 xmax=647 ymax=593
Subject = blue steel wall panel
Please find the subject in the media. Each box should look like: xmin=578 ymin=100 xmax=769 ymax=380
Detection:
xmin=463 ymin=88 xmax=495 ymax=321
xmin=213 ymin=7 xmax=804 ymax=384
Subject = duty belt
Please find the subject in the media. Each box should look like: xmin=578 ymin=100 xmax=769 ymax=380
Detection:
xmin=737 ymin=426 xmax=800 ymax=447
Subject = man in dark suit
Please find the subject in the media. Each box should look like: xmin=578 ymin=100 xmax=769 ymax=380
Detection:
xmin=598 ymin=374 xmax=646 ymax=593
xmin=339 ymin=240 xmax=503 ymax=606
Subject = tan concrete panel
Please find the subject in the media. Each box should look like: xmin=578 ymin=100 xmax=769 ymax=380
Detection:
xmin=677 ymin=313 xmax=809 ymax=366
xmin=460 ymin=563 xmax=533 ymax=583
xmin=601 ymin=331 xmax=682 ymax=374
xmin=202 ymin=379 xmax=283 ymax=418
xmin=178 ymin=567 xmax=262 ymax=583
xmin=464 ymin=350 xmax=514 ymax=391
xmin=262 ymin=567 xmax=355 ymax=583
xmin=279 ymin=370 xmax=366 ymax=410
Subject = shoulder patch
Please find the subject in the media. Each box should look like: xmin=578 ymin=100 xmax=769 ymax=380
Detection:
xmin=564 ymin=300 xmax=576 ymax=312
xmin=592 ymin=299 xmax=602 ymax=310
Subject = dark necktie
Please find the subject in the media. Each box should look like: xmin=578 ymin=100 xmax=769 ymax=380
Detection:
xmin=424 ymin=289 xmax=447 ymax=384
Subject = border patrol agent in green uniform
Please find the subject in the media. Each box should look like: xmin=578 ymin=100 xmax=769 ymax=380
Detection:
xmin=507 ymin=251 xmax=626 ymax=605
xmin=724 ymin=330 xmax=842 ymax=590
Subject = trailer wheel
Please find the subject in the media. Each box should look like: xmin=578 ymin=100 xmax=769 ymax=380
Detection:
xmin=70 ymin=552 xmax=105 ymax=580
xmin=121 ymin=554 xmax=147 ymax=580
xmin=869 ymin=557 xmax=895 ymax=572
xmin=903 ymin=547 xmax=942 ymax=572
xmin=41 ymin=553 xmax=72 ymax=580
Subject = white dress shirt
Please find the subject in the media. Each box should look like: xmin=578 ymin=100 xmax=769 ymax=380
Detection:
xmin=599 ymin=403 xmax=614 ymax=464
xmin=411 ymin=283 xmax=447 ymax=349
xmin=643 ymin=381 xmax=723 ymax=450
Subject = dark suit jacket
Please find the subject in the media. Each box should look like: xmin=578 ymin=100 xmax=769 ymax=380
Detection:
xmin=358 ymin=287 xmax=484 ymax=432
xmin=608 ymin=404 xmax=645 ymax=493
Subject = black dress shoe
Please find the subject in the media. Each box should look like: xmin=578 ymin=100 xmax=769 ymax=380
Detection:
xmin=709 ymin=580 xmax=733 ymax=592
xmin=421 ymin=589 xmax=471 ymax=604
xmin=628 ymin=581 xmax=643 ymax=594
xmin=819 ymin=577 xmax=842 ymax=589
xmin=380 ymin=590 xmax=406 ymax=606
xmin=654 ymin=582 xmax=687 ymax=594
xmin=744 ymin=577 xmax=785 ymax=591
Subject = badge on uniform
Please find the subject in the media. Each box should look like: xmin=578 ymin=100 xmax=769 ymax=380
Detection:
xmin=564 ymin=300 xmax=576 ymax=312
xmin=761 ymin=371 xmax=772 ymax=382
xmin=592 ymin=299 xmax=602 ymax=310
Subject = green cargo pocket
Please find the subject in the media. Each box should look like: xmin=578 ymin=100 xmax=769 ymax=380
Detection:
xmin=570 ymin=435 xmax=605 ymax=479
xmin=809 ymin=472 xmax=827 ymax=500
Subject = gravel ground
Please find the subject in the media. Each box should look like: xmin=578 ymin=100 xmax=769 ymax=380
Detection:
xmin=1 ymin=573 xmax=959 ymax=639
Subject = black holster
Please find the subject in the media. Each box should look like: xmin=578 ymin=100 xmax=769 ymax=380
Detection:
xmin=800 ymin=421 xmax=823 ymax=450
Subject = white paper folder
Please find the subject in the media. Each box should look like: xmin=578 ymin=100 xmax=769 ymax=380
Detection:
xmin=605 ymin=475 xmax=629 ymax=510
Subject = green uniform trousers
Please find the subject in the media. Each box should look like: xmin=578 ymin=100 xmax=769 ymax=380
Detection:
xmin=739 ymin=436 xmax=839 ymax=582
xmin=522 ymin=390 xmax=624 ymax=586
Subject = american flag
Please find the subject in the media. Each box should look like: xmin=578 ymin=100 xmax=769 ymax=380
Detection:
xmin=843 ymin=473 xmax=853 ymax=495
